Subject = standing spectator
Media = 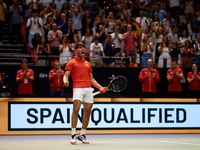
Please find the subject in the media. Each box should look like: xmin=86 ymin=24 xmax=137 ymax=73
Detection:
xmin=58 ymin=3 xmax=69 ymax=20
xmin=194 ymin=35 xmax=200 ymax=67
xmin=136 ymin=11 xmax=150 ymax=30
xmin=106 ymin=12 xmax=116 ymax=34
xmin=167 ymin=60 xmax=184 ymax=97
xmin=48 ymin=23 xmax=63 ymax=61
xmin=169 ymin=0 xmax=180 ymax=25
xmin=44 ymin=15 xmax=55 ymax=40
xmin=187 ymin=63 xmax=200 ymax=97
xmin=59 ymin=36 xmax=73 ymax=66
xmin=178 ymin=30 xmax=191 ymax=48
xmin=54 ymin=0 xmax=67 ymax=12
xmin=84 ymin=0 xmax=99 ymax=21
xmin=9 ymin=0 xmax=23 ymax=44
xmin=32 ymin=33 xmax=41 ymax=53
xmin=131 ymin=0 xmax=141 ymax=19
xmin=96 ymin=24 xmax=108 ymax=45
xmin=111 ymin=16 xmax=125 ymax=34
xmin=67 ymin=20 xmax=78 ymax=43
xmin=185 ymin=0 xmax=194 ymax=25
xmin=167 ymin=26 xmax=179 ymax=60
xmin=103 ymin=0 xmax=118 ymax=17
xmin=111 ymin=26 xmax=123 ymax=55
xmin=16 ymin=59 xmax=34 ymax=97
xmin=68 ymin=0 xmax=79 ymax=12
xmin=139 ymin=59 xmax=160 ymax=97
xmin=27 ymin=9 xmax=42 ymax=51
xmin=25 ymin=0 xmax=37 ymax=9
xmin=102 ymin=35 xmax=116 ymax=67
xmin=158 ymin=36 xmax=172 ymax=68
xmin=94 ymin=11 xmax=107 ymax=30
xmin=40 ymin=6 xmax=54 ymax=27
xmin=82 ymin=10 xmax=93 ymax=36
xmin=154 ymin=4 xmax=167 ymax=25
xmin=140 ymin=35 xmax=154 ymax=68
xmin=144 ymin=4 xmax=153 ymax=19
xmin=122 ymin=24 xmax=138 ymax=63
xmin=155 ymin=26 xmax=163 ymax=63
xmin=180 ymin=40 xmax=193 ymax=68
xmin=90 ymin=36 xmax=105 ymax=67
xmin=36 ymin=36 xmax=50 ymax=66
xmin=69 ymin=7 xmax=84 ymax=42
xmin=82 ymin=28 xmax=94 ymax=58
xmin=70 ymin=35 xmax=80 ymax=58
xmin=57 ymin=13 xmax=68 ymax=35
xmin=163 ymin=13 xmax=176 ymax=28
xmin=0 ymin=0 xmax=7 ymax=45
xmin=49 ymin=60 xmax=65 ymax=97
xmin=38 ymin=0 xmax=53 ymax=11
xmin=190 ymin=14 xmax=200 ymax=42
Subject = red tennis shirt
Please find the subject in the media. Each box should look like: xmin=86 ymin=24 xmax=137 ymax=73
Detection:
xmin=167 ymin=68 xmax=183 ymax=91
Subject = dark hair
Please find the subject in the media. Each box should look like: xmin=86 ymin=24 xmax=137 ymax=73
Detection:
xmin=75 ymin=42 xmax=85 ymax=49
xmin=84 ymin=10 xmax=91 ymax=19
xmin=40 ymin=36 xmax=48 ymax=48
xmin=153 ymin=15 xmax=159 ymax=22
xmin=50 ymin=2 xmax=56 ymax=9
xmin=21 ymin=59 xmax=28 ymax=64
xmin=172 ymin=26 xmax=177 ymax=30
xmin=171 ymin=59 xmax=177 ymax=63
xmin=86 ymin=27 xmax=93 ymax=36
xmin=54 ymin=60 xmax=60 ymax=65
xmin=62 ymin=36 xmax=68 ymax=43
xmin=61 ymin=3 xmax=69 ymax=12
xmin=34 ymin=33 xmax=40 ymax=38
xmin=162 ymin=36 xmax=169 ymax=47
xmin=193 ymin=13 xmax=198 ymax=18
xmin=182 ymin=29 xmax=188 ymax=37
xmin=185 ymin=40 xmax=192 ymax=48
xmin=46 ymin=15 xmax=53 ymax=24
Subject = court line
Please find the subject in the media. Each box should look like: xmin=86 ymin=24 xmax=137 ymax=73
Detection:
xmin=156 ymin=140 xmax=200 ymax=146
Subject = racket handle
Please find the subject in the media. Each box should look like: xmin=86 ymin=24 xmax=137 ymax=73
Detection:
xmin=93 ymin=91 xmax=101 ymax=96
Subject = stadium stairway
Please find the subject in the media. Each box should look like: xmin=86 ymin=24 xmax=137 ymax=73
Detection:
xmin=0 ymin=21 xmax=33 ymax=66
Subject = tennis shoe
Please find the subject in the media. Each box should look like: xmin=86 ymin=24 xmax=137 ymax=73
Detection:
xmin=70 ymin=134 xmax=77 ymax=144
xmin=77 ymin=134 xmax=89 ymax=144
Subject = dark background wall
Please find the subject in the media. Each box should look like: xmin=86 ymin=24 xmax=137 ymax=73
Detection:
xmin=0 ymin=66 xmax=192 ymax=98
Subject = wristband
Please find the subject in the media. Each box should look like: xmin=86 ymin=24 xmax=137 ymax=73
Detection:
xmin=99 ymin=88 xmax=106 ymax=93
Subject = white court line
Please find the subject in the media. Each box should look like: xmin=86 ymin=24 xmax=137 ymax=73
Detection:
xmin=156 ymin=140 xmax=200 ymax=146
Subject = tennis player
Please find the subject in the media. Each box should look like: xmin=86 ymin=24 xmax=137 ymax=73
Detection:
xmin=63 ymin=42 xmax=107 ymax=144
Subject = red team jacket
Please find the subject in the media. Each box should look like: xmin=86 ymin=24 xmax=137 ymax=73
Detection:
xmin=49 ymin=69 xmax=65 ymax=91
xmin=16 ymin=68 xmax=34 ymax=95
xmin=139 ymin=68 xmax=160 ymax=93
xmin=167 ymin=68 xmax=183 ymax=91
xmin=187 ymin=71 xmax=200 ymax=90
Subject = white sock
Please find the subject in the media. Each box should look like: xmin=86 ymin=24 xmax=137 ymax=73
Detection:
xmin=80 ymin=129 xmax=86 ymax=135
xmin=71 ymin=128 xmax=76 ymax=135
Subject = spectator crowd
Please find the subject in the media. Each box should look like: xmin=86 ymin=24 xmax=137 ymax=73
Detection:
xmin=1 ymin=0 xmax=200 ymax=68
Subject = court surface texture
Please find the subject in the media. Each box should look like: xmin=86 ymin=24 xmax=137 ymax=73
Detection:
xmin=0 ymin=134 xmax=200 ymax=150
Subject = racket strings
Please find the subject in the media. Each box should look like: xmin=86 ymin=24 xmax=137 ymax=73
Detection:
xmin=109 ymin=77 xmax=127 ymax=92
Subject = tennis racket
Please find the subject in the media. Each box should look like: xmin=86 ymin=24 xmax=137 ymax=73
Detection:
xmin=93 ymin=76 xmax=128 ymax=96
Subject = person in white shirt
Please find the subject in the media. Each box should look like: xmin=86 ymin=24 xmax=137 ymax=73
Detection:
xmin=69 ymin=7 xmax=84 ymax=42
xmin=27 ymin=9 xmax=42 ymax=51
xmin=136 ymin=11 xmax=150 ymax=30
xmin=110 ymin=26 xmax=123 ymax=55
xmin=82 ymin=28 xmax=94 ymax=58
xmin=90 ymin=36 xmax=105 ymax=67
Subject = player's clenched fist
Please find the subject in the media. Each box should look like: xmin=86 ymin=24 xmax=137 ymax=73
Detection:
xmin=64 ymin=81 xmax=69 ymax=87
xmin=99 ymin=87 xmax=107 ymax=93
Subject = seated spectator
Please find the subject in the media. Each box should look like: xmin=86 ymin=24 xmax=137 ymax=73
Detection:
xmin=67 ymin=20 xmax=78 ymax=43
xmin=69 ymin=7 xmax=84 ymax=42
xmin=0 ymin=0 xmax=7 ymax=45
xmin=48 ymin=23 xmax=63 ymax=61
xmin=36 ymin=36 xmax=50 ymax=66
xmin=58 ymin=3 xmax=69 ymax=21
xmin=111 ymin=26 xmax=123 ymax=55
xmin=59 ymin=36 xmax=73 ymax=66
xmin=82 ymin=28 xmax=94 ymax=58
xmin=44 ymin=15 xmax=55 ymax=40
xmin=167 ymin=26 xmax=179 ymax=60
xmin=194 ymin=35 xmax=200 ymax=67
xmin=154 ymin=4 xmax=167 ymax=25
xmin=140 ymin=35 xmax=154 ymax=68
xmin=123 ymin=24 xmax=138 ymax=63
xmin=0 ymin=73 xmax=11 ymax=97
xmin=57 ymin=13 xmax=68 ymax=35
xmin=102 ymin=35 xmax=116 ymax=67
xmin=82 ymin=10 xmax=93 ymax=36
xmin=96 ymin=24 xmax=108 ymax=45
xmin=158 ymin=36 xmax=172 ymax=68
xmin=181 ymin=40 xmax=193 ymax=68
xmin=144 ymin=4 xmax=153 ymax=19
xmin=190 ymin=14 xmax=200 ymax=42
xmin=9 ymin=0 xmax=23 ymax=44
xmin=27 ymin=9 xmax=42 ymax=51
xmin=49 ymin=60 xmax=65 ymax=97
xmin=187 ymin=63 xmax=200 ymax=98
xmin=136 ymin=10 xmax=150 ymax=30
xmin=16 ymin=59 xmax=34 ymax=97
xmin=84 ymin=0 xmax=99 ymax=21
xmin=90 ymin=36 xmax=105 ymax=67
